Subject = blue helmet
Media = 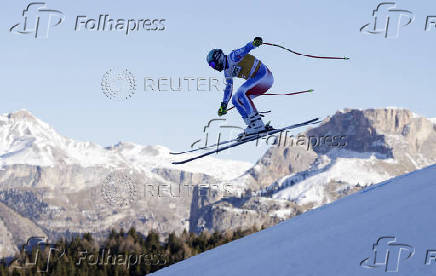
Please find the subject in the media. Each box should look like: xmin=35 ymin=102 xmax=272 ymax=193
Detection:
xmin=207 ymin=49 xmax=225 ymax=72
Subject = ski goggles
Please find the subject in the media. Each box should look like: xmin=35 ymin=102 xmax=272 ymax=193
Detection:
xmin=209 ymin=61 xmax=216 ymax=68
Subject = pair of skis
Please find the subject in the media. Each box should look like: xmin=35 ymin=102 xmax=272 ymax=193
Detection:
xmin=171 ymin=118 xmax=320 ymax=164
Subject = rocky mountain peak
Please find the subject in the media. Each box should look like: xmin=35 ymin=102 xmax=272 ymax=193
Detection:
xmin=6 ymin=109 xmax=36 ymax=121
xmin=309 ymin=108 xmax=436 ymax=155
xmin=243 ymin=108 xmax=436 ymax=190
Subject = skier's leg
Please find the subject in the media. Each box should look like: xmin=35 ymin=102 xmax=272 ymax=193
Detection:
xmin=232 ymin=66 xmax=274 ymax=136
xmin=231 ymin=95 xmax=249 ymax=119
xmin=232 ymin=66 xmax=269 ymax=117
xmin=232 ymin=80 xmax=258 ymax=131
xmin=245 ymin=68 xmax=274 ymax=111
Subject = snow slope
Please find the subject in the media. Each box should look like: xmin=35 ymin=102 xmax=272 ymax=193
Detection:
xmin=153 ymin=164 xmax=436 ymax=276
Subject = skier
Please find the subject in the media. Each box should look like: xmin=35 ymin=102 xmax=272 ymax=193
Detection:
xmin=170 ymin=39 xmax=348 ymax=164
xmin=207 ymin=37 xmax=274 ymax=137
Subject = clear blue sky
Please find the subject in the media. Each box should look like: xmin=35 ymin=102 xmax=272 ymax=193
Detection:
xmin=1 ymin=0 xmax=435 ymax=163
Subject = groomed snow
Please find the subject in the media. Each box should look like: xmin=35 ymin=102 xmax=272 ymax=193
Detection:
xmin=152 ymin=164 xmax=436 ymax=276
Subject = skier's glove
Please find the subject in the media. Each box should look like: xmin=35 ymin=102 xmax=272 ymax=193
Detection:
xmin=253 ymin=37 xmax=263 ymax=47
xmin=218 ymin=102 xmax=228 ymax=116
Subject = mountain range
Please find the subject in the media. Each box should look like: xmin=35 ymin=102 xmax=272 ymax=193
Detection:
xmin=1 ymin=108 xmax=435 ymax=259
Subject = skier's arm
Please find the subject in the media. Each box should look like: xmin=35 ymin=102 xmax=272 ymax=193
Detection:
xmin=223 ymin=77 xmax=233 ymax=104
xmin=229 ymin=37 xmax=263 ymax=62
xmin=229 ymin=42 xmax=256 ymax=63
xmin=218 ymin=77 xmax=233 ymax=116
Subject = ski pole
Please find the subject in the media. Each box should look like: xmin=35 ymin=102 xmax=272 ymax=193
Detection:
xmin=264 ymin=42 xmax=350 ymax=60
xmin=226 ymin=89 xmax=314 ymax=112
xmin=262 ymin=89 xmax=314 ymax=96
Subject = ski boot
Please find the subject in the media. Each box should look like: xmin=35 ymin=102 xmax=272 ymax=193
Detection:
xmin=238 ymin=112 xmax=273 ymax=140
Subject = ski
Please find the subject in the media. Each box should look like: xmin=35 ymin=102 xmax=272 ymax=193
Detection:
xmin=172 ymin=118 xmax=320 ymax=165
xmin=170 ymin=130 xmax=266 ymax=155
xmin=170 ymin=118 xmax=320 ymax=155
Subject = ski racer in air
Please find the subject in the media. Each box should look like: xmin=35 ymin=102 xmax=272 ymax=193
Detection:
xmin=206 ymin=37 xmax=273 ymax=137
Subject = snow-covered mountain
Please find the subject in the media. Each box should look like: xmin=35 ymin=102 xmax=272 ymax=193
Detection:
xmin=153 ymin=164 xmax=436 ymax=276
xmin=0 ymin=109 xmax=251 ymax=258
xmin=268 ymin=108 xmax=436 ymax=207
xmin=0 ymin=109 xmax=251 ymax=182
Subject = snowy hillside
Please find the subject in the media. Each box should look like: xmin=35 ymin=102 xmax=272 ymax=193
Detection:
xmin=153 ymin=164 xmax=436 ymax=276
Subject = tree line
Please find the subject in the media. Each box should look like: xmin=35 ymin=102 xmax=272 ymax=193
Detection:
xmin=0 ymin=226 xmax=262 ymax=275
